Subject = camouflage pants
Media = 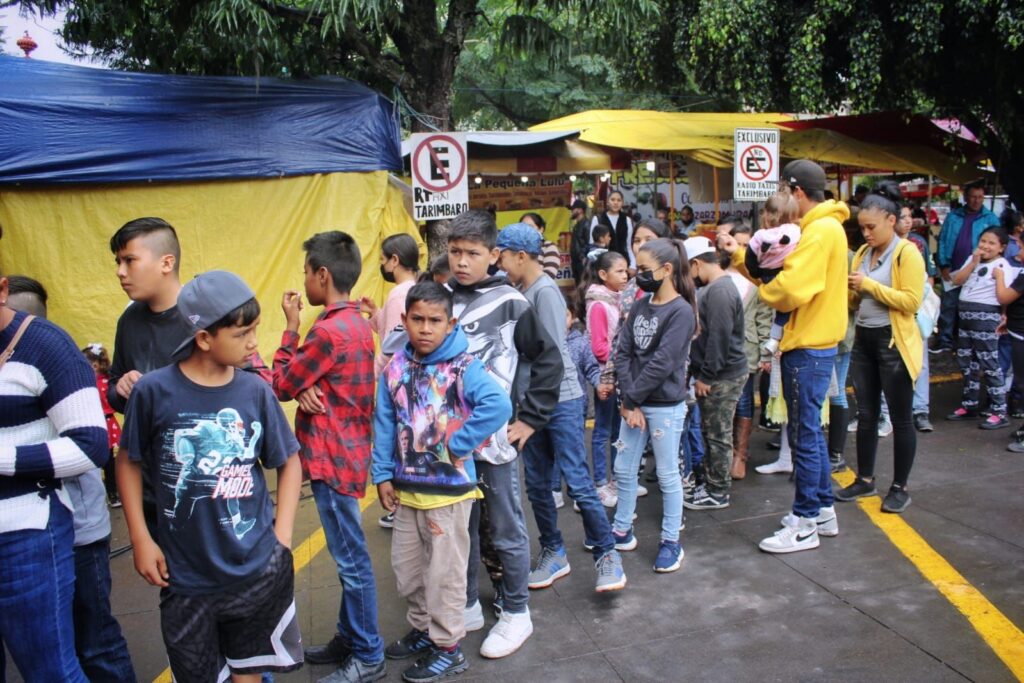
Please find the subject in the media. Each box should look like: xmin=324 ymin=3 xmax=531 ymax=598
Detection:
xmin=697 ymin=373 xmax=747 ymax=496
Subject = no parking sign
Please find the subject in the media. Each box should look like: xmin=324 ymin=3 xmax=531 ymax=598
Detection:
xmin=409 ymin=132 xmax=470 ymax=221
xmin=733 ymin=128 xmax=779 ymax=201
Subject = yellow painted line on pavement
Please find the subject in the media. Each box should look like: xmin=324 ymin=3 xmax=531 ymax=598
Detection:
xmin=153 ymin=488 xmax=381 ymax=683
xmin=833 ymin=470 xmax=1024 ymax=680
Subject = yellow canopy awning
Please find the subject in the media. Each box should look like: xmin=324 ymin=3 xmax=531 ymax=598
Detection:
xmin=530 ymin=110 xmax=982 ymax=184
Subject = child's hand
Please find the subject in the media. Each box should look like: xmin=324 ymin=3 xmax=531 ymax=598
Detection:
xmin=995 ymin=267 xmax=1005 ymax=283
xmin=997 ymin=315 xmax=1008 ymax=336
xmin=133 ymin=537 xmax=169 ymax=588
xmin=507 ymin=420 xmax=536 ymax=449
xmin=359 ymin=296 xmax=378 ymax=318
xmin=281 ymin=290 xmax=304 ymax=330
xmin=620 ymin=406 xmax=646 ymax=430
xmin=597 ymin=383 xmax=614 ymax=400
xmin=717 ymin=233 xmax=739 ymax=254
xmin=377 ymin=481 xmax=398 ymax=512
xmin=116 ymin=370 xmax=143 ymax=399
xmin=297 ymin=386 xmax=326 ymax=414
xmin=694 ymin=379 xmax=712 ymax=398
xmin=971 ymin=248 xmax=983 ymax=264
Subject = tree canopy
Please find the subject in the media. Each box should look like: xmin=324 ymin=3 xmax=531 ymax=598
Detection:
xmin=4 ymin=0 xmax=1023 ymax=203
xmin=678 ymin=0 xmax=1024 ymax=204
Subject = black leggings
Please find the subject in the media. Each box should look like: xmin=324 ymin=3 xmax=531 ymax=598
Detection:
xmin=851 ymin=325 xmax=916 ymax=486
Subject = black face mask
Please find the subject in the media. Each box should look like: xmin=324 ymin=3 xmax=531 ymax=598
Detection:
xmin=380 ymin=263 xmax=396 ymax=283
xmin=635 ymin=269 xmax=663 ymax=293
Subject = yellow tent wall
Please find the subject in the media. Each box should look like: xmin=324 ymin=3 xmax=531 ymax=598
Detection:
xmin=0 ymin=171 xmax=421 ymax=358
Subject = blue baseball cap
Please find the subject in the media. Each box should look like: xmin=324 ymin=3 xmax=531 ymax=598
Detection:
xmin=171 ymin=270 xmax=256 ymax=359
xmin=496 ymin=222 xmax=543 ymax=255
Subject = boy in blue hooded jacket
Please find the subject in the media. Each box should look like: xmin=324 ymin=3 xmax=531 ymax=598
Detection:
xmin=371 ymin=281 xmax=512 ymax=682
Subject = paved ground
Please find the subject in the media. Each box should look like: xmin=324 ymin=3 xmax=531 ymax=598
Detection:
xmin=6 ymin=377 xmax=1024 ymax=682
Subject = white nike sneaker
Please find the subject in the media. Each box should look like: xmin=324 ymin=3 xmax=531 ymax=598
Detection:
xmin=780 ymin=507 xmax=838 ymax=538
xmin=759 ymin=515 xmax=820 ymax=553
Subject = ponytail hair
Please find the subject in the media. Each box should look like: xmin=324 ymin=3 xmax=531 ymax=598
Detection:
xmin=574 ymin=250 xmax=627 ymax=323
xmin=860 ymin=180 xmax=902 ymax=217
xmin=638 ymin=238 xmax=699 ymax=329
xmin=382 ymin=234 xmax=421 ymax=272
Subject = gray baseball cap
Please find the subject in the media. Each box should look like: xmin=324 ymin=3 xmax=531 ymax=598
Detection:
xmin=171 ymin=270 xmax=256 ymax=359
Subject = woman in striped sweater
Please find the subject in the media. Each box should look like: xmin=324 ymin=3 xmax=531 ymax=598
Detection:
xmin=0 ymin=269 xmax=110 ymax=682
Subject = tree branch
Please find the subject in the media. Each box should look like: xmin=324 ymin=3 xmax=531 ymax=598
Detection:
xmin=461 ymin=75 xmax=544 ymax=129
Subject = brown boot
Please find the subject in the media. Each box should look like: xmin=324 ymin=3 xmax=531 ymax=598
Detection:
xmin=730 ymin=416 xmax=754 ymax=480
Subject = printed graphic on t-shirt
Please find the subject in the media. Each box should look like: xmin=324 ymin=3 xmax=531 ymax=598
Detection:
xmin=169 ymin=408 xmax=262 ymax=539
xmin=384 ymin=356 xmax=478 ymax=488
xmin=633 ymin=312 xmax=660 ymax=350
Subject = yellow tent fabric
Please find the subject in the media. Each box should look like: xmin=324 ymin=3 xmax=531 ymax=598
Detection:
xmin=0 ymin=171 xmax=421 ymax=359
xmin=530 ymin=110 xmax=978 ymax=183
xmin=530 ymin=110 xmax=792 ymax=151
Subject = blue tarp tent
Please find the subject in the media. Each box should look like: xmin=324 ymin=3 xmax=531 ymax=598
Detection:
xmin=0 ymin=55 xmax=403 ymax=185
xmin=0 ymin=56 xmax=417 ymax=355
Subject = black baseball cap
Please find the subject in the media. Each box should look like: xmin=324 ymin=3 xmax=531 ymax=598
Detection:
xmin=171 ymin=270 xmax=256 ymax=359
xmin=781 ymin=159 xmax=827 ymax=193
xmin=570 ymin=199 xmax=587 ymax=211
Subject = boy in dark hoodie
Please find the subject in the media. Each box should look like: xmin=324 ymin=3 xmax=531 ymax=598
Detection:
xmin=372 ymin=282 xmax=512 ymax=682
xmin=446 ymin=209 xmax=563 ymax=659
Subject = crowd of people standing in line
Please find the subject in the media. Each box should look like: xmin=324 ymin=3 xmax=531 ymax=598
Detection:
xmin=2 ymin=157 xmax=1022 ymax=683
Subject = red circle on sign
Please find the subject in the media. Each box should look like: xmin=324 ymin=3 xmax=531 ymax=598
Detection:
xmin=412 ymin=134 xmax=467 ymax=193
xmin=739 ymin=145 xmax=773 ymax=182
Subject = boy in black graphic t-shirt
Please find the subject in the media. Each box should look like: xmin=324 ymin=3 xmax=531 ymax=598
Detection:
xmin=119 ymin=270 xmax=304 ymax=682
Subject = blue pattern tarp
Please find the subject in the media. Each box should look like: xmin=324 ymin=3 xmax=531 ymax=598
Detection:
xmin=0 ymin=56 xmax=402 ymax=185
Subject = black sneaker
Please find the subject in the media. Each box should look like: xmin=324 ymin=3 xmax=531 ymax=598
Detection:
xmin=401 ymin=646 xmax=468 ymax=682
xmin=385 ymin=629 xmax=433 ymax=660
xmin=379 ymin=511 xmax=395 ymax=529
xmin=835 ymin=478 xmax=877 ymax=502
xmin=881 ymin=484 xmax=911 ymax=513
xmin=319 ymin=655 xmax=387 ymax=683
xmin=759 ymin=414 xmax=781 ymax=432
xmin=913 ymin=413 xmax=934 ymax=433
xmin=305 ymin=634 xmax=352 ymax=665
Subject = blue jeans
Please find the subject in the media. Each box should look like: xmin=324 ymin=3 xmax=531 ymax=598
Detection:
xmin=782 ymin=348 xmax=837 ymax=519
xmin=0 ymin=496 xmax=87 ymax=683
xmin=614 ymin=402 xmax=686 ymax=542
xmin=523 ymin=396 xmax=615 ymax=559
xmin=829 ymin=352 xmax=851 ymax=408
xmin=914 ymin=338 xmax=930 ymax=414
xmin=73 ymin=537 xmax=136 ymax=682
xmin=680 ymin=401 xmax=704 ymax=477
xmin=591 ymin=393 xmax=620 ymax=486
xmin=736 ymin=374 xmax=755 ymax=419
xmin=311 ymin=481 xmax=384 ymax=664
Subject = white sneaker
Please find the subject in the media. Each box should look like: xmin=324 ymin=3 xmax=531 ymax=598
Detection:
xmin=552 ymin=491 xmax=565 ymax=509
xmin=636 ymin=483 xmax=649 ymax=498
xmin=596 ymin=484 xmax=617 ymax=508
xmin=759 ymin=515 xmax=820 ymax=553
xmin=780 ymin=507 xmax=838 ymax=538
xmin=573 ymin=499 xmax=581 ymax=513
xmin=755 ymin=457 xmax=793 ymax=474
xmin=877 ymin=420 xmax=893 ymax=438
xmin=847 ymin=418 xmax=858 ymax=433
xmin=480 ymin=608 xmax=533 ymax=659
xmin=464 ymin=599 xmax=485 ymax=632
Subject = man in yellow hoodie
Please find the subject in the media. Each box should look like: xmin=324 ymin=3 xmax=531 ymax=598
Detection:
xmin=720 ymin=160 xmax=849 ymax=553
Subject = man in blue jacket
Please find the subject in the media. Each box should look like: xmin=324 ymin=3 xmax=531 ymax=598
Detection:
xmin=935 ymin=183 xmax=1001 ymax=351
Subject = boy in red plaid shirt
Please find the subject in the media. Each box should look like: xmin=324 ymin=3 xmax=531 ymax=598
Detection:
xmin=272 ymin=230 xmax=386 ymax=683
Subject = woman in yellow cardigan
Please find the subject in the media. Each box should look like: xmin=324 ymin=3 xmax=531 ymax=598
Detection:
xmin=835 ymin=181 xmax=925 ymax=513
